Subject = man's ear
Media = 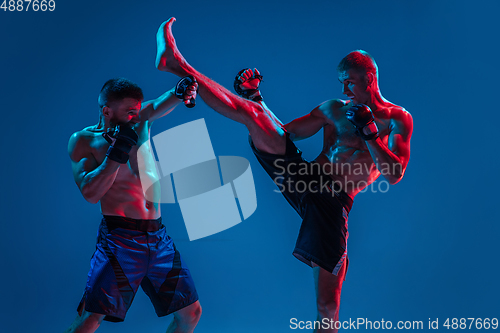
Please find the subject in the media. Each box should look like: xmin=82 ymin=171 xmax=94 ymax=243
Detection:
xmin=365 ymin=72 xmax=375 ymax=86
xmin=102 ymin=106 xmax=111 ymax=118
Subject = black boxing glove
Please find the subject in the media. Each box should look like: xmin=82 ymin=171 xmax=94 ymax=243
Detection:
xmin=175 ymin=76 xmax=198 ymax=108
xmin=346 ymin=104 xmax=379 ymax=140
xmin=104 ymin=124 xmax=138 ymax=164
xmin=233 ymin=68 xmax=263 ymax=102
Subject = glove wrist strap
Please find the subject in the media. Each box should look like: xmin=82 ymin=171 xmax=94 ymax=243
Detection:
xmin=107 ymin=146 xmax=129 ymax=164
xmin=248 ymin=90 xmax=263 ymax=102
xmin=361 ymin=121 xmax=379 ymax=140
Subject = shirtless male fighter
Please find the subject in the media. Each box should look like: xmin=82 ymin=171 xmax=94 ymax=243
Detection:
xmin=65 ymin=76 xmax=201 ymax=333
xmin=155 ymin=17 xmax=412 ymax=332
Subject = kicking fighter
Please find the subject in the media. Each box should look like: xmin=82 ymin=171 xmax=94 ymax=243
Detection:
xmin=65 ymin=76 xmax=201 ymax=333
xmin=156 ymin=17 xmax=412 ymax=332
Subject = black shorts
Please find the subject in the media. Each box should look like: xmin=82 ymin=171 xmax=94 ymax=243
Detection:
xmin=77 ymin=215 xmax=199 ymax=322
xmin=250 ymin=134 xmax=353 ymax=275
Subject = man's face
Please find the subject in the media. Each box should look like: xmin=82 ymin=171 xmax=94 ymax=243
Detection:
xmin=338 ymin=69 xmax=368 ymax=104
xmin=108 ymin=98 xmax=142 ymax=126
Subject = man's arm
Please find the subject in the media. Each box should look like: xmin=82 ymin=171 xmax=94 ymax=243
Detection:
xmin=233 ymin=68 xmax=284 ymax=128
xmin=285 ymin=101 xmax=336 ymax=141
xmin=366 ymin=110 xmax=413 ymax=184
xmin=233 ymin=67 xmax=329 ymax=141
xmin=140 ymin=80 xmax=198 ymax=122
xmin=68 ymin=132 xmax=120 ymax=204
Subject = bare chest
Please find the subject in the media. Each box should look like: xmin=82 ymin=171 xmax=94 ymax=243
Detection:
xmin=324 ymin=116 xmax=391 ymax=153
xmin=90 ymin=132 xmax=158 ymax=182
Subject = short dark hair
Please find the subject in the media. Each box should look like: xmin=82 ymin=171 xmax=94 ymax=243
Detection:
xmin=337 ymin=50 xmax=378 ymax=78
xmin=98 ymin=77 xmax=144 ymax=108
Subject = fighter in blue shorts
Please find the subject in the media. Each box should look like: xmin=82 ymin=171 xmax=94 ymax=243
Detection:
xmin=65 ymin=75 xmax=200 ymax=333
xmin=156 ymin=17 xmax=413 ymax=332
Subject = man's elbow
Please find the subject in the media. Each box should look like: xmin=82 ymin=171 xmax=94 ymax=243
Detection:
xmin=81 ymin=186 xmax=100 ymax=204
xmin=386 ymin=171 xmax=404 ymax=185
xmin=388 ymin=177 xmax=401 ymax=185
xmin=86 ymin=197 xmax=100 ymax=205
xmin=383 ymin=160 xmax=407 ymax=185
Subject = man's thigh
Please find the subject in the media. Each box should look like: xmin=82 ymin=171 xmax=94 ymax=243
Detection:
xmin=248 ymin=122 xmax=287 ymax=155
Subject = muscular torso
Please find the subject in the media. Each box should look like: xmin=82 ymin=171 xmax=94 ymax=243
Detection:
xmin=314 ymin=100 xmax=397 ymax=198
xmin=81 ymin=121 xmax=161 ymax=219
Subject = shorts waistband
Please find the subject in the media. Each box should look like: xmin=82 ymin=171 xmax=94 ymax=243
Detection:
xmin=102 ymin=215 xmax=163 ymax=232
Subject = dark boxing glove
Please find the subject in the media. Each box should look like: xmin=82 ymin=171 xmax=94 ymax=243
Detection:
xmin=233 ymin=68 xmax=263 ymax=102
xmin=104 ymin=124 xmax=139 ymax=164
xmin=346 ymin=104 xmax=379 ymax=140
xmin=175 ymin=75 xmax=198 ymax=108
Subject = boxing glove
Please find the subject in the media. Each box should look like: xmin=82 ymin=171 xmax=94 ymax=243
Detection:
xmin=105 ymin=124 xmax=138 ymax=163
xmin=175 ymin=76 xmax=198 ymax=108
xmin=233 ymin=68 xmax=263 ymax=102
xmin=346 ymin=104 xmax=379 ymax=140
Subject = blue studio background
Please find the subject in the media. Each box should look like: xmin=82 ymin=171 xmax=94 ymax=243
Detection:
xmin=1 ymin=0 xmax=499 ymax=332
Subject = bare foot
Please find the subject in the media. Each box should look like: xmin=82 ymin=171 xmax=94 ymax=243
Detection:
xmin=155 ymin=17 xmax=189 ymax=76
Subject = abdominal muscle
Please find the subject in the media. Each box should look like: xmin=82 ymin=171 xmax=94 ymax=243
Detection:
xmin=99 ymin=141 xmax=162 ymax=220
xmin=100 ymin=174 xmax=161 ymax=220
xmin=315 ymin=146 xmax=380 ymax=198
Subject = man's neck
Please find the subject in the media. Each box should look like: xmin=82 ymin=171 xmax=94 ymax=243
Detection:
xmin=95 ymin=117 xmax=113 ymax=132
xmin=365 ymin=90 xmax=390 ymax=113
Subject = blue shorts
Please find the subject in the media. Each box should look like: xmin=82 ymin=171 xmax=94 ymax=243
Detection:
xmin=77 ymin=215 xmax=198 ymax=322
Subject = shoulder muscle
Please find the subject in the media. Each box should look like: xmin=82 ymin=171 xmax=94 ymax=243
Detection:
xmin=314 ymin=99 xmax=348 ymax=120
xmin=68 ymin=131 xmax=93 ymax=162
xmin=68 ymin=130 xmax=99 ymax=187
xmin=390 ymin=108 xmax=413 ymax=139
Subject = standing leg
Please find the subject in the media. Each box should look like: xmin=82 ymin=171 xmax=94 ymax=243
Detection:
xmin=64 ymin=308 xmax=105 ymax=333
xmin=312 ymin=261 xmax=347 ymax=333
xmin=165 ymin=301 xmax=202 ymax=333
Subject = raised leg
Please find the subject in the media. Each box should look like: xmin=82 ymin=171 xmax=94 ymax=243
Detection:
xmin=155 ymin=18 xmax=286 ymax=155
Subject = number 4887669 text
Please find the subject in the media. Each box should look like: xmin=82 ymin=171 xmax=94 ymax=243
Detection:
xmin=1 ymin=0 xmax=55 ymax=11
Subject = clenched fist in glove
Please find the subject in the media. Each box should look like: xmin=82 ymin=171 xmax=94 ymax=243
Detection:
xmin=175 ymin=75 xmax=198 ymax=108
xmin=233 ymin=68 xmax=263 ymax=102
xmin=103 ymin=124 xmax=139 ymax=164
xmin=346 ymin=104 xmax=379 ymax=140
